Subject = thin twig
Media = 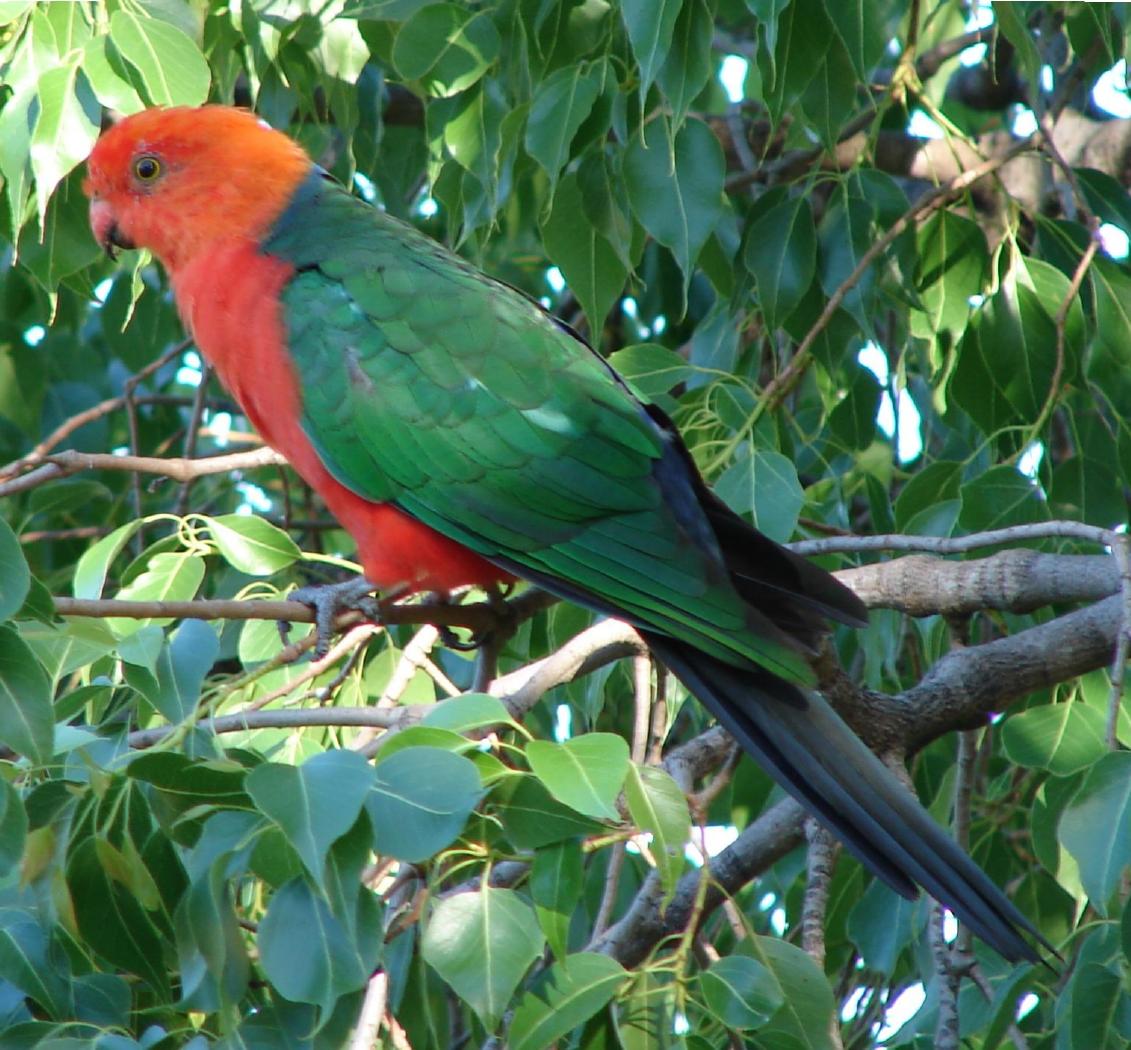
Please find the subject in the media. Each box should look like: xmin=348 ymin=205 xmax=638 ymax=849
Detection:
xmin=0 ymin=445 xmax=286 ymax=498
xmin=0 ymin=338 xmax=191 ymax=481
xmin=350 ymin=972 xmax=388 ymax=1050
xmin=790 ymin=519 xmax=1115 ymax=557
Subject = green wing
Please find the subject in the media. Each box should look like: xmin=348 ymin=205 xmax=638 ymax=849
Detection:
xmin=264 ymin=173 xmax=812 ymax=682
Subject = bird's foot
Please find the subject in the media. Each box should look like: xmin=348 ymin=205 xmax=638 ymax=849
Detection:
xmin=433 ymin=585 xmax=516 ymax=651
xmin=283 ymin=576 xmax=382 ymax=657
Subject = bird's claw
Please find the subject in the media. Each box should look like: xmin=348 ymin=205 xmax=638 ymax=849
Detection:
xmin=433 ymin=585 xmax=516 ymax=652
xmin=282 ymin=577 xmax=382 ymax=657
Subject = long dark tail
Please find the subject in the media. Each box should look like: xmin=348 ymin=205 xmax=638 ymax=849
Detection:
xmin=645 ymin=633 xmax=1049 ymax=964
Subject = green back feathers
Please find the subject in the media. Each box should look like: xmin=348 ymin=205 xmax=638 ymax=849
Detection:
xmin=262 ymin=173 xmax=814 ymax=683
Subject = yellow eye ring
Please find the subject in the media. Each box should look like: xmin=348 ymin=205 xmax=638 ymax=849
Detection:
xmin=133 ymin=155 xmax=162 ymax=183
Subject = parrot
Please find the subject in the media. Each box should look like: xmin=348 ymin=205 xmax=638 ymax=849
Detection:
xmin=84 ymin=105 xmax=1047 ymax=964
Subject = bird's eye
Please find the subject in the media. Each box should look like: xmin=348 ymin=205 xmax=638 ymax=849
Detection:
xmin=133 ymin=155 xmax=162 ymax=183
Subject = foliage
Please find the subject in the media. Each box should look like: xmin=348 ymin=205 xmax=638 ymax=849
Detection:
xmin=0 ymin=0 xmax=1129 ymax=1047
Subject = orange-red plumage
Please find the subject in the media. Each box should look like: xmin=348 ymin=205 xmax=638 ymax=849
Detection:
xmin=85 ymin=107 xmax=506 ymax=593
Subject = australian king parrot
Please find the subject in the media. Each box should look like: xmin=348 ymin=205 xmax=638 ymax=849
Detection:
xmin=84 ymin=105 xmax=1046 ymax=963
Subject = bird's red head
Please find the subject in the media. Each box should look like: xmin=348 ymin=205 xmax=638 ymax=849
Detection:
xmin=84 ymin=106 xmax=312 ymax=271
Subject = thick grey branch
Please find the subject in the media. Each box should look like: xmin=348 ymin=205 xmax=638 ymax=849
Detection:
xmin=837 ymin=551 xmax=1117 ymax=616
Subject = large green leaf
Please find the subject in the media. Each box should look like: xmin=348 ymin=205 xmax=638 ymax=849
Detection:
xmin=66 ymin=836 xmax=170 ymax=998
xmin=1002 ymin=703 xmax=1109 ymax=776
xmin=206 ymin=514 xmax=301 ymax=575
xmin=715 ymin=448 xmax=805 ymax=543
xmin=148 ymin=619 xmax=218 ymax=723
xmin=623 ymin=116 xmax=724 ymax=299
xmin=0 ymin=626 xmax=53 ymax=763
xmin=745 ymin=194 xmax=817 ymax=331
xmin=746 ymin=936 xmax=837 ymax=1048
xmin=1060 ymin=752 xmax=1131 ymax=913
xmin=821 ymin=0 xmax=887 ymax=80
xmin=656 ymin=0 xmax=713 ymax=128
xmin=543 ymin=171 xmax=629 ymax=337
xmin=422 ymin=887 xmax=545 ymax=1030
xmin=525 ymin=63 xmax=604 ymax=188
xmin=530 ymin=839 xmax=583 ymax=960
xmin=526 ymin=733 xmax=629 ymax=820
xmin=957 ymin=466 xmax=1050 ymax=533
xmin=367 ymin=746 xmax=482 ymax=862
xmin=509 ymin=953 xmax=627 ymax=1050
xmin=0 ymin=917 xmax=72 ymax=1019
xmin=258 ymin=877 xmax=372 ymax=1014
xmin=29 ymin=55 xmax=99 ymax=225
xmin=114 ymin=551 xmax=206 ymax=627
xmin=0 ymin=780 xmax=27 ymax=880
xmin=620 ymin=0 xmax=683 ymax=99
xmin=699 ymin=955 xmax=784 ymax=1030
xmin=624 ymin=764 xmax=689 ymax=899
xmin=391 ymin=4 xmax=500 ymax=97
xmin=247 ymin=750 xmax=377 ymax=880
xmin=0 ymin=517 xmax=30 ymax=622
xmin=109 ymin=10 xmax=210 ymax=106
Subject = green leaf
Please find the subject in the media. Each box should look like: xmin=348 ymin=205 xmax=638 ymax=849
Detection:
xmin=845 ymin=879 xmax=917 ymax=973
xmin=422 ymin=887 xmax=545 ymax=1029
xmin=0 ymin=918 xmax=72 ymax=1018
xmin=499 ymin=777 xmax=604 ymax=849
xmin=392 ymin=5 xmax=500 ymax=97
xmin=745 ymin=195 xmax=817 ymax=330
xmin=0 ymin=517 xmax=30 ymax=622
xmin=247 ymin=750 xmax=377 ymax=880
xmin=525 ymin=63 xmax=604 ymax=188
xmin=910 ymin=211 xmax=988 ymax=345
xmin=624 ymin=116 xmax=724 ymax=301
xmin=207 ymin=514 xmax=301 ymax=575
xmin=699 ymin=956 xmax=784 ymax=1030
xmin=367 ymin=746 xmax=482 ymax=862
xmin=530 ymin=840 xmax=583 ymax=960
xmin=827 ymin=362 xmax=881 ymax=451
xmin=0 ymin=626 xmax=53 ymax=763
xmin=109 ymin=10 xmax=210 ymax=107
xmin=0 ymin=780 xmax=27 ymax=879
xmin=66 ymin=836 xmax=170 ymax=998
xmin=624 ymin=764 xmax=689 ymax=899
xmin=543 ymin=171 xmax=629 ymax=337
xmin=951 ymin=272 xmax=1064 ymax=435
xmin=114 ymin=551 xmax=206 ymax=626
xmin=957 ymin=466 xmax=1049 ymax=533
xmin=175 ymin=864 xmax=251 ymax=1013
xmin=821 ymin=0 xmax=885 ymax=80
xmin=149 ymin=619 xmax=218 ymax=723
xmin=715 ymin=449 xmax=804 ymax=543
xmin=1060 ymin=752 xmax=1131 ymax=913
xmin=1070 ymin=962 xmax=1124 ymax=1050
xmin=753 ymin=936 xmax=836 ymax=1049
xmin=621 ymin=0 xmax=683 ymax=99
xmin=1002 ymin=703 xmax=1109 ymax=776
xmin=29 ymin=56 xmax=99 ymax=225
xmin=510 ymin=953 xmax=627 ymax=1050
xmin=607 ymin=343 xmax=693 ymax=401
xmin=80 ymin=34 xmax=145 ymax=114
xmin=818 ymin=188 xmax=878 ymax=330
xmin=526 ymin=733 xmax=629 ymax=820
xmin=657 ymin=0 xmax=713 ymax=128
xmin=258 ymin=877 xmax=370 ymax=1014
xmin=16 ymin=168 xmax=102 ymax=291
xmin=893 ymin=461 xmax=962 ymax=531
xmin=421 ymin=692 xmax=512 ymax=733
xmin=73 ymin=521 xmax=143 ymax=600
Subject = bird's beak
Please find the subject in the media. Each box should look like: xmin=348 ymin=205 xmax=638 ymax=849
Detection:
xmin=89 ymin=197 xmax=134 ymax=260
